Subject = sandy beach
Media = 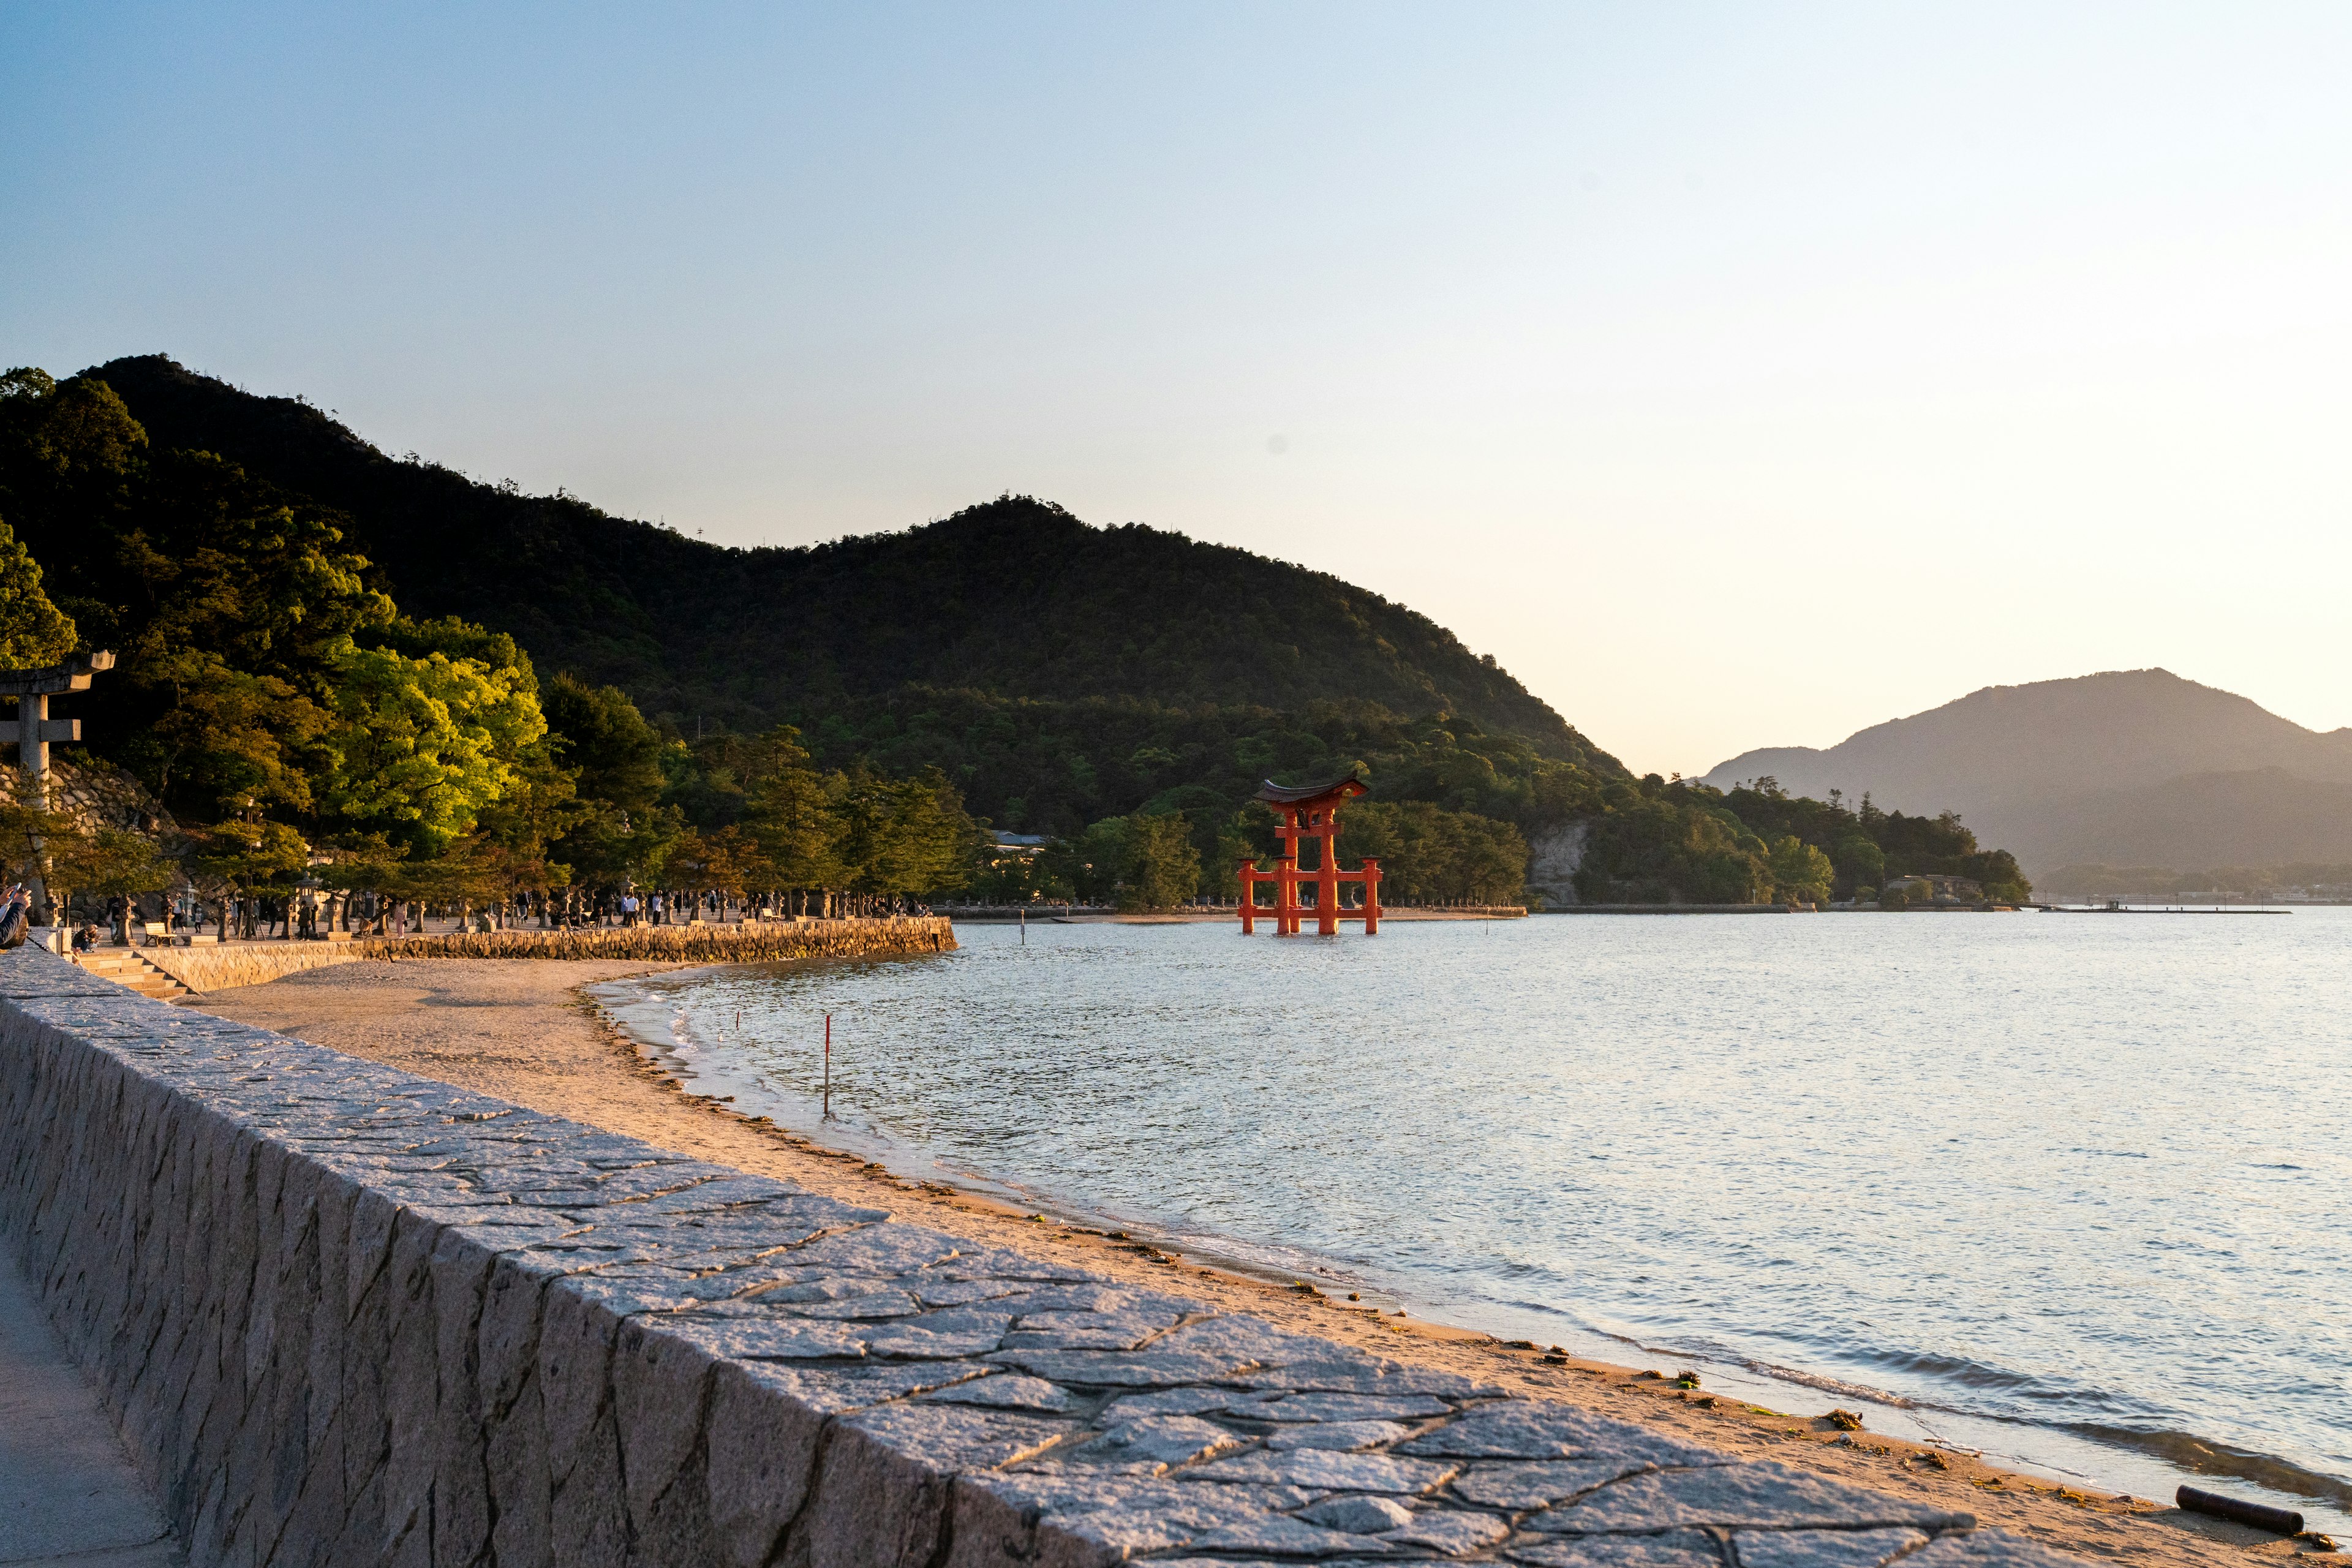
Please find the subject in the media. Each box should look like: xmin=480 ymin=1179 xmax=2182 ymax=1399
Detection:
xmin=189 ymin=957 xmax=2325 ymax=1562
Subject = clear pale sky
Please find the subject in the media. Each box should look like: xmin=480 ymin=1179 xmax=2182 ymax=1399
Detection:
xmin=6 ymin=4 xmax=2348 ymax=775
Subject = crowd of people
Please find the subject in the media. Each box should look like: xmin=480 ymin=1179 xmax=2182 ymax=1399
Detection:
xmin=52 ymin=883 xmax=938 ymax=947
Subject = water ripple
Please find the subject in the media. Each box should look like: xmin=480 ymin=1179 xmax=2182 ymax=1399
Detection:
xmin=612 ymin=910 xmax=2352 ymax=1526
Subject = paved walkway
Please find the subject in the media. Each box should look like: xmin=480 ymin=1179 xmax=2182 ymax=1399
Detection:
xmin=0 ymin=1246 xmax=180 ymax=1566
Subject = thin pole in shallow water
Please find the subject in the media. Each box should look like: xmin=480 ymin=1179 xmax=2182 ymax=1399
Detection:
xmin=823 ymin=1012 xmax=833 ymax=1120
xmin=1020 ymin=906 xmax=1026 ymax=944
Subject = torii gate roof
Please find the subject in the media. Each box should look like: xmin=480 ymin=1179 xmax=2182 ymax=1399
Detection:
xmin=0 ymin=650 xmax=113 ymax=698
xmin=1253 ymin=770 xmax=1369 ymax=807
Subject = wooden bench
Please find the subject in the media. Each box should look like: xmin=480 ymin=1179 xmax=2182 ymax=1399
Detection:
xmin=140 ymin=921 xmax=181 ymax=948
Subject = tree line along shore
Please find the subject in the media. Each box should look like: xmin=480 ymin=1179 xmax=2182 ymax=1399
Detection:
xmin=0 ymin=364 xmax=2029 ymax=923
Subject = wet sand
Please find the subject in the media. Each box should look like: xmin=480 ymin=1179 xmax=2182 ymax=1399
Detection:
xmin=190 ymin=958 xmax=2326 ymax=1562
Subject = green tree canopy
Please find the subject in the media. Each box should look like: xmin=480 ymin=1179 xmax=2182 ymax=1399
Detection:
xmin=834 ymin=766 xmax=976 ymax=899
xmin=0 ymin=518 xmax=77 ymax=668
xmin=320 ymin=637 xmax=545 ymax=856
xmin=545 ymin=674 xmax=664 ymax=818
xmin=1767 ymin=835 xmax=1835 ymax=905
xmin=744 ymin=766 xmax=845 ymax=894
xmin=1118 ymin=812 xmax=1201 ymax=911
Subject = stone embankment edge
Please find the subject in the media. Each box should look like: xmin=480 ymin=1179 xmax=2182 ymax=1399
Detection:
xmin=136 ymin=916 xmax=954 ymax=993
xmin=0 ymin=946 xmax=2080 ymax=1568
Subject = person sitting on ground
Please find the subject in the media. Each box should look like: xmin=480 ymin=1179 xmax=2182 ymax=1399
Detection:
xmin=73 ymin=923 xmax=99 ymax=952
xmin=0 ymin=883 xmax=31 ymax=950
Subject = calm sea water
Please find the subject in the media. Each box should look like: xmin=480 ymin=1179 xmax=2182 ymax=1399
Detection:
xmin=598 ymin=910 xmax=2352 ymax=1531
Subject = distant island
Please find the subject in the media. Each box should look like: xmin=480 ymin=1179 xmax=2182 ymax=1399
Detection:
xmin=1 ymin=356 xmax=2027 ymax=911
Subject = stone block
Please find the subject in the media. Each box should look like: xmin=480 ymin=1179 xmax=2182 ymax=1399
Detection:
xmin=1260 ymin=1390 xmax=1455 ymax=1422
xmin=863 ymin=1306 xmax=1017 ymax=1359
xmin=1235 ymin=1357 xmax=1499 ymax=1398
xmin=953 ymin=1473 xmax=1314 ymax=1568
xmin=796 ymin=1405 xmax=1068 ymax=1568
xmin=1452 ymin=1459 xmax=1659 ymax=1510
xmin=1507 ymin=1530 xmax=1730 ymax=1565
xmin=919 ymin=1372 xmax=1078 ymax=1412
xmin=704 ymin=1359 xmax=829 ymax=1568
xmin=1384 ymin=1506 xmax=1513 ymax=1554
xmin=612 ymin=1317 xmax=725 ymax=1565
xmin=1401 ymin=1401 xmax=1728 ymax=1466
xmin=733 ymin=1357 xmax=987 ymax=1414
xmin=1001 ymin=1305 xmax=1188 ymax=1350
xmin=1077 ymin=1414 xmax=1247 ymax=1471
xmin=987 ymin=1346 xmax=1257 ymax=1386
xmin=1531 ymin=1463 xmax=1973 ymax=1535
xmin=1265 ymin=1419 xmax=1413 ymax=1451
xmin=782 ymin=1286 xmax=923 ymax=1319
xmin=1187 ymin=1513 xmax=1394 ymax=1556
xmin=660 ymin=1310 xmax=871 ymax=1360
xmin=1732 ymin=1526 xmax=1933 ymax=1566
xmin=1300 ymin=1494 xmax=1416 ymax=1532
xmin=1096 ymin=1386 xmax=1283 ymax=1422
xmin=1189 ymin=1447 xmax=1460 ymax=1494
xmin=1902 ymin=1532 xmax=2093 ymax=1566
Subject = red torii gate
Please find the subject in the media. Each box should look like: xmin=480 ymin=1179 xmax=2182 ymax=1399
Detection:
xmin=1238 ymin=771 xmax=1382 ymax=935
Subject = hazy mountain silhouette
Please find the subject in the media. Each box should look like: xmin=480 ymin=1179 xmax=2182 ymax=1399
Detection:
xmin=1700 ymin=670 xmax=2352 ymax=872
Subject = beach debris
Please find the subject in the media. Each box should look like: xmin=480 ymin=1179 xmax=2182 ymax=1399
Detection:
xmin=1826 ymin=1408 xmax=1865 ymax=1431
xmin=1913 ymin=1450 xmax=1948 ymax=1470
xmin=1346 ymin=1292 xmax=1360 ymax=1301
xmin=1691 ymin=1395 xmax=1716 ymax=1408
xmin=1504 ymin=1339 xmax=1539 ymax=1350
xmin=2295 ymin=1531 xmax=2338 ymax=1549
xmin=1291 ymin=1281 xmax=1323 ymax=1296
xmin=2175 ymin=1483 xmax=2304 ymax=1537
xmin=1542 ymin=1355 xmax=1569 ymax=1365
xmin=1636 ymin=1369 xmax=1666 ymax=1381
xmin=1673 ymin=1370 xmax=1702 ymax=1389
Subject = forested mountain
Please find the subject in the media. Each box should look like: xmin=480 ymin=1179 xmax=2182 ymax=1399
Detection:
xmin=1700 ymin=670 xmax=2352 ymax=873
xmin=83 ymin=356 xmax=1607 ymax=771
xmin=4 ymin=353 xmax=2028 ymax=906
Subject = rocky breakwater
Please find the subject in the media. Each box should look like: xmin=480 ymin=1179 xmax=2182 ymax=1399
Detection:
xmin=350 ymin=915 xmax=957 ymax=965
xmin=0 ymin=944 xmax=2079 ymax=1567
xmin=138 ymin=916 xmax=955 ymax=996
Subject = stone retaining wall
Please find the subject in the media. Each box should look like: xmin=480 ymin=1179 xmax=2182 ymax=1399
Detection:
xmin=143 ymin=940 xmax=373 ymax=993
xmin=0 ymin=945 xmax=2077 ymax=1567
xmin=349 ymin=916 xmax=956 ymax=966
xmin=137 ymin=917 xmax=954 ymax=995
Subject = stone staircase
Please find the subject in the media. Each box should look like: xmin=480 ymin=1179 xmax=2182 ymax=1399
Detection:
xmin=74 ymin=948 xmax=192 ymax=1002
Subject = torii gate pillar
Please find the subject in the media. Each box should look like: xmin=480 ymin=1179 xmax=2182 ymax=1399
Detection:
xmin=1 ymin=650 xmax=115 ymax=914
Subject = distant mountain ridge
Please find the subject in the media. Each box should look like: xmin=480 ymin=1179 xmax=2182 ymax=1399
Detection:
xmin=1700 ymin=670 xmax=2352 ymax=873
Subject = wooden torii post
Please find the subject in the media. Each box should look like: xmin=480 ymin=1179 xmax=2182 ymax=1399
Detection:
xmin=1237 ymin=770 xmax=1382 ymax=936
xmin=1 ymin=650 xmax=115 ymax=916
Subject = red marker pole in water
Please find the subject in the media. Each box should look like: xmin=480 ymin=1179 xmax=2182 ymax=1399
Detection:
xmin=823 ymin=1012 xmax=832 ymax=1120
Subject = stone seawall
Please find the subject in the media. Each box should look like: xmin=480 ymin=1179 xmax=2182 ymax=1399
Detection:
xmin=0 ymin=946 xmax=2075 ymax=1567
xmin=349 ymin=916 xmax=955 ymax=965
xmin=138 ymin=917 xmax=954 ymax=995
xmin=143 ymin=940 xmax=374 ymax=993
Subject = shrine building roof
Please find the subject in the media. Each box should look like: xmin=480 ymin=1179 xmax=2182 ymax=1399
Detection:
xmin=1253 ymin=770 xmax=1370 ymax=807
